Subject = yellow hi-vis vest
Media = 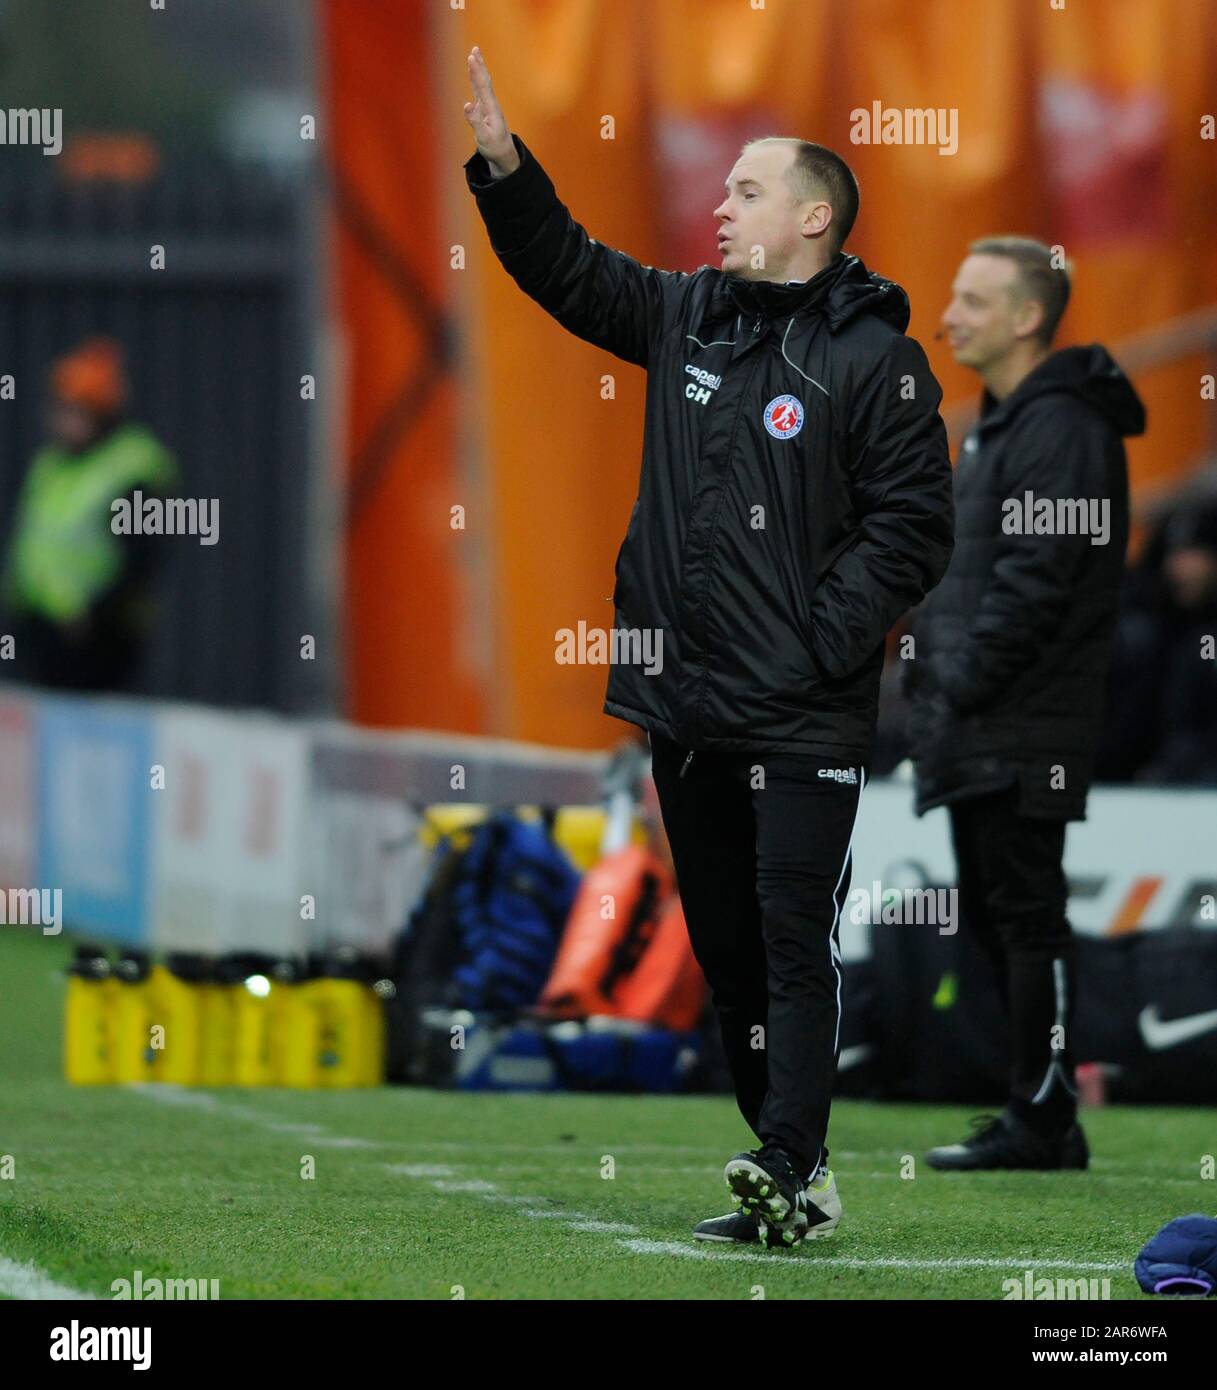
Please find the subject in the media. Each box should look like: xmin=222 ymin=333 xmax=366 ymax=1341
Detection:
xmin=2 ymin=423 xmax=178 ymax=624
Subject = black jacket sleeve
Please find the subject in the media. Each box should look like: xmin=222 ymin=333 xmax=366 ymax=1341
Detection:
xmin=464 ymin=133 xmax=687 ymax=369
xmin=935 ymin=398 xmax=1116 ymax=714
xmin=89 ymin=484 xmax=170 ymax=620
xmin=806 ymin=333 xmax=955 ymax=681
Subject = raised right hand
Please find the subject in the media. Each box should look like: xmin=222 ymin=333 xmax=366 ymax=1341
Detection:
xmin=463 ymin=46 xmax=520 ymax=178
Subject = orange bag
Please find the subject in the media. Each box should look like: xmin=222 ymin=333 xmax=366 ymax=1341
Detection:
xmin=536 ymin=844 xmax=705 ymax=1029
xmin=614 ymin=895 xmax=706 ymax=1032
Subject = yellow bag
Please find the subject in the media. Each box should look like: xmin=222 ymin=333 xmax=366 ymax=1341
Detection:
xmin=64 ymin=947 xmax=113 ymax=1085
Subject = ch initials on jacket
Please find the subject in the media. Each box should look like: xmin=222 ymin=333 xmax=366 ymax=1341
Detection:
xmin=683 ymin=362 xmax=722 ymax=405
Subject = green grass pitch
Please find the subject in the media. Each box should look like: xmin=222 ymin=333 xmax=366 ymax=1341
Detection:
xmin=2 ymin=927 xmax=1212 ymax=1300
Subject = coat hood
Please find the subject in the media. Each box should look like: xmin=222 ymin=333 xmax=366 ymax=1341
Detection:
xmin=709 ymin=252 xmax=911 ymax=334
xmin=979 ymin=344 xmax=1147 ymax=439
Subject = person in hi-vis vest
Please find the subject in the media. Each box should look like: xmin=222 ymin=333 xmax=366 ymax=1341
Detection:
xmin=1 ymin=336 xmax=178 ymax=692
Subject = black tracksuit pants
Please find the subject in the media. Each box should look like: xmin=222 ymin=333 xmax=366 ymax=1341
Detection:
xmin=649 ymin=730 xmax=866 ymax=1181
xmin=948 ymin=787 xmax=1078 ymax=1130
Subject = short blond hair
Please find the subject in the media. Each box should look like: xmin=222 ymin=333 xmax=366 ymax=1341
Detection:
xmin=742 ymin=136 xmax=859 ymax=254
xmin=969 ymin=236 xmax=1072 ymax=346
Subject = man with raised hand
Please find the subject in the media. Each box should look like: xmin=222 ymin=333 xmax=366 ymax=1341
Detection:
xmin=463 ymin=46 xmax=954 ymax=1246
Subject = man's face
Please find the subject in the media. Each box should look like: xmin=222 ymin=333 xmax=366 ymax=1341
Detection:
xmin=47 ymin=400 xmax=101 ymax=453
xmin=1164 ymin=547 xmax=1217 ymax=610
xmin=941 ymin=254 xmax=1041 ymax=372
xmin=713 ymin=144 xmax=824 ymax=280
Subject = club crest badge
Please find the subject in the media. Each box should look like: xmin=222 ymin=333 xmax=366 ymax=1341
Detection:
xmin=763 ymin=394 xmax=804 ymax=440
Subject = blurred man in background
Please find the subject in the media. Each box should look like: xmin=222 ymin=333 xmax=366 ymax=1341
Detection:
xmin=0 ymin=336 xmax=178 ymax=693
xmin=1140 ymin=500 xmax=1217 ymax=781
xmin=1098 ymin=494 xmax=1217 ymax=784
xmin=908 ymin=238 xmax=1145 ymax=1170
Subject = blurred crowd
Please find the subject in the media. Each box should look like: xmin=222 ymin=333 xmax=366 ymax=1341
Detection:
xmin=1096 ymin=489 xmax=1217 ymax=785
xmin=873 ymin=480 xmax=1217 ymax=790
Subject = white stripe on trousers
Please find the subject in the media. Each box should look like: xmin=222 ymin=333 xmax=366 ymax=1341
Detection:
xmin=814 ymin=767 xmax=867 ymax=1175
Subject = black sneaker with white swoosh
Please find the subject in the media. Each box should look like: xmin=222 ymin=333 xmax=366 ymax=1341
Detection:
xmin=926 ymin=1109 xmax=1089 ymax=1171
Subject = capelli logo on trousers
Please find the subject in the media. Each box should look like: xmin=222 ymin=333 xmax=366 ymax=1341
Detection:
xmin=818 ymin=767 xmax=858 ymax=785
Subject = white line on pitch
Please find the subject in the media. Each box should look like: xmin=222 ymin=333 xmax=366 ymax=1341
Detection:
xmin=389 ymin=1140 xmax=716 ymax=1154
xmin=131 ymin=1084 xmax=377 ymax=1149
xmin=0 ymin=1255 xmax=96 ymax=1300
xmin=618 ymin=1241 xmax=1126 ymax=1271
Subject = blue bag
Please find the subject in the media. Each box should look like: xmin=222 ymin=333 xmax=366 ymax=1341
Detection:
xmin=1134 ymin=1214 xmax=1217 ymax=1295
xmin=450 ymin=812 xmax=580 ymax=1011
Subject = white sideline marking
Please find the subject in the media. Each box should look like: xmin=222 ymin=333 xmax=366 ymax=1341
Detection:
xmin=133 ymin=1085 xmax=375 ymax=1150
xmin=387 ymin=1167 xmax=566 ymax=1211
xmin=129 ymin=1089 xmax=1142 ymax=1275
xmin=390 ymin=1140 xmax=716 ymax=1155
xmin=0 ymin=1255 xmax=96 ymax=1300
xmin=618 ymin=1241 xmax=1125 ymax=1271
xmin=132 ymin=1084 xmax=220 ymax=1110
xmin=399 ymin=1165 xmax=599 ymax=1228
xmin=383 ymin=1150 xmax=1129 ymax=1273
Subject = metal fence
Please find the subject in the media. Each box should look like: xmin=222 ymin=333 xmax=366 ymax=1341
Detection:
xmin=0 ymin=146 xmax=334 ymax=712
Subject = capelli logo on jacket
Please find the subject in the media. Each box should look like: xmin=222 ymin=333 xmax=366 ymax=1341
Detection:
xmin=684 ymin=363 xmax=722 ymax=404
xmin=818 ymin=767 xmax=858 ymax=784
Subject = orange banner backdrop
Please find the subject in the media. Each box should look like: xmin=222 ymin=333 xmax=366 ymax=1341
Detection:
xmin=1031 ymin=0 xmax=1217 ymax=499
xmin=837 ymin=0 xmax=1037 ymax=394
xmin=323 ymin=0 xmax=484 ymax=732
xmin=444 ymin=0 xmax=657 ymax=749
